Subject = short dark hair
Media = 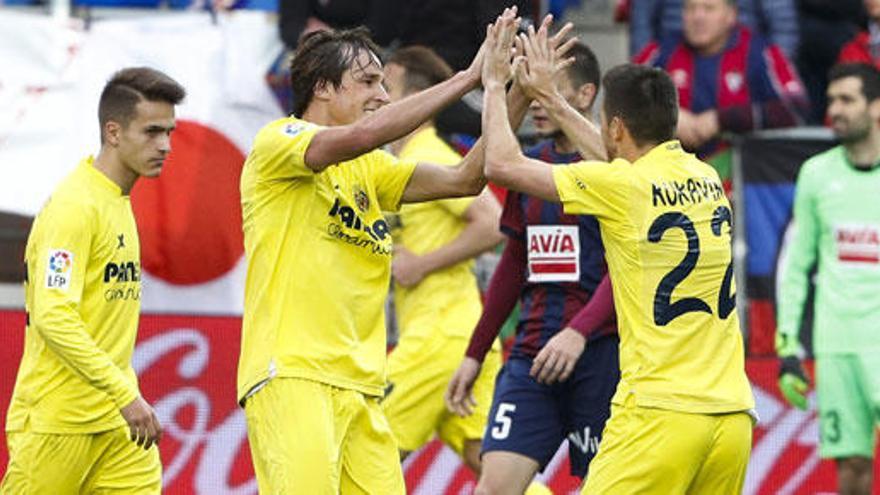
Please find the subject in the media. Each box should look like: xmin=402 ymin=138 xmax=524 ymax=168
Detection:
xmin=602 ymin=64 xmax=678 ymax=146
xmin=98 ymin=67 xmax=185 ymax=142
xmin=828 ymin=63 xmax=880 ymax=102
xmin=289 ymin=27 xmax=383 ymax=118
xmin=387 ymin=46 xmax=453 ymax=94
xmin=563 ymin=41 xmax=601 ymax=90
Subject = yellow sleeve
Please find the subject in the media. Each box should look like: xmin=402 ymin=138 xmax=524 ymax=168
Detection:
xmin=254 ymin=120 xmax=321 ymax=181
xmin=28 ymin=200 xmax=139 ymax=409
xmin=552 ymin=160 xmax=630 ymax=221
xmin=368 ymin=149 xmax=418 ymax=212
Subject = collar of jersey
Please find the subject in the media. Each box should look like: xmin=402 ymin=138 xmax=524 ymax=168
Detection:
xmin=633 ymin=140 xmax=685 ymax=167
xmin=80 ymin=155 xmax=124 ymax=197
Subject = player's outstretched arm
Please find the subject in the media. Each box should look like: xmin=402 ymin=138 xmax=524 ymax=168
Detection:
xmin=392 ymin=189 xmax=504 ymax=287
xmin=482 ymin=65 xmax=559 ymax=201
xmin=301 ymin=8 xmax=510 ymax=172
xmin=401 ymin=10 xmax=528 ymax=203
xmin=775 ymin=163 xmax=818 ymax=410
xmin=531 ymin=274 xmax=615 ymax=384
xmin=515 ymin=19 xmax=606 ymax=161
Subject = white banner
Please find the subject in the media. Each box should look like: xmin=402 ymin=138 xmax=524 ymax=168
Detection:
xmin=0 ymin=10 xmax=285 ymax=314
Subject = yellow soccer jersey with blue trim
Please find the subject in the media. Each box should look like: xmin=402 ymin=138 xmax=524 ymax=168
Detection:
xmin=238 ymin=117 xmax=417 ymax=401
xmin=553 ymin=141 xmax=754 ymax=414
xmin=7 ymin=157 xmax=142 ymax=434
xmin=391 ymin=127 xmax=485 ymax=341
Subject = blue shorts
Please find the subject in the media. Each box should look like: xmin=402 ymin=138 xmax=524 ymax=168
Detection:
xmin=481 ymin=334 xmax=619 ymax=478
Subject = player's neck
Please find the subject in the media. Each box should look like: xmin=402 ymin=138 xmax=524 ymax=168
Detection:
xmin=93 ymin=149 xmax=138 ymax=195
xmin=553 ymin=134 xmax=577 ymax=155
xmin=301 ymin=103 xmax=341 ymax=127
xmin=844 ymin=132 xmax=880 ymax=166
xmin=618 ymin=139 xmax=659 ymax=163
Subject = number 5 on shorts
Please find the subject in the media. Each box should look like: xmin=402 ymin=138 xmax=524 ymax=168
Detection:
xmin=491 ymin=403 xmax=516 ymax=440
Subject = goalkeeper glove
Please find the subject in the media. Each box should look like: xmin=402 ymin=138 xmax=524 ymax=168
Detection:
xmin=776 ymin=332 xmax=808 ymax=410
xmin=778 ymin=356 xmax=809 ymax=410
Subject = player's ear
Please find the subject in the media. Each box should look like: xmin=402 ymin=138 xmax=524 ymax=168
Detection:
xmin=610 ymin=115 xmax=624 ymax=142
xmin=868 ymin=97 xmax=880 ymax=122
xmin=575 ymin=82 xmax=597 ymax=112
xmin=104 ymin=121 xmax=122 ymax=147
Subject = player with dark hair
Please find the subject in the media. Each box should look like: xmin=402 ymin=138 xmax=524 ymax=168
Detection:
xmin=777 ymin=62 xmax=880 ymax=495
xmin=236 ymin=9 xmax=529 ymax=494
xmin=446 ymin=33 xmax=620 ymax=495
xmin=2 ymin=66 xmax=185 ymax=494
xmin=478 ymin=20 xmax=755 ymax=492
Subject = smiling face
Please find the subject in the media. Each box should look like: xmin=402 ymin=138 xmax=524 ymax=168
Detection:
xmin=112 ymin=99 xmax=176 ymax=178
xmin=323 ymin=48 xmax=390 ymax=125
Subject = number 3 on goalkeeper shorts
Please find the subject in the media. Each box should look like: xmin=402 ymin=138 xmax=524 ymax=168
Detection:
xmin=491 ymin=403 xmax=516 ymax=440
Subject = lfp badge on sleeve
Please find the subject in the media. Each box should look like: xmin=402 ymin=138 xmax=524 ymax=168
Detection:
xmin=526 ymin=225 xmax=579 ymax=283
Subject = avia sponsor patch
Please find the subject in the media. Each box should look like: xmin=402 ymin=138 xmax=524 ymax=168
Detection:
xmin=834 ymin=224 xmax=880 ymax=265
xmin=45 ymin=249 xmax=73 ymax=290
xmin=527 ymin=225 xmax=579 ymax=282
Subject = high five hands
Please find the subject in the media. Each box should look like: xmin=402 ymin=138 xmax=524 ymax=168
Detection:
xmin=480 ymin=9 xmax=580 ymax=97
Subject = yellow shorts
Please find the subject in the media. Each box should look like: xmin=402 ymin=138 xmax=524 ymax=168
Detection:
xmin=383 ymin=333 xmax=502 ymax=455
xmin=1 ymin=426 xmax=161 ymax=494
xmin=582 ymin=399 xmax=752 ymax=495
xmin=244 ymin=377 xmax=404 ymax=495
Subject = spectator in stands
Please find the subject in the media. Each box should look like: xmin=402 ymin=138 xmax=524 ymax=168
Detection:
xmin=838 ymin=0 xmax=880 ymax=68
xmin=635 ymin=0 xmax=809 ymax=177
xmin=628 ymin=0 xmax=799 ymax=57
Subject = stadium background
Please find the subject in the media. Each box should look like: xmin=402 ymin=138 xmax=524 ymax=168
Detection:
xmin=0 ymin=3 xmax=877 ymax=494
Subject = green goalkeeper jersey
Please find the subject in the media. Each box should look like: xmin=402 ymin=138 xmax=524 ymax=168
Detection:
xmin=777 ymin=145 xmax=880 ymax=356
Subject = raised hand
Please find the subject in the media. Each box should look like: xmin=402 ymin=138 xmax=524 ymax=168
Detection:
xmin=481 ymin=7 xmax=521 ymax=89
xmin=515 ymin=14 xmax=578 ymax=100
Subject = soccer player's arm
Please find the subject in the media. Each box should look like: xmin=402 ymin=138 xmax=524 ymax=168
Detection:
xmin=300 ymin=8 xmax=533 ymax=172
xmin=567 ymin=274 xmax=615 ymax=339
xmin=775 ymin=161 xmax=819 ymax=410
xmin=28 ymin=201 xmax=140 ymax=411
xmin=400 ymin=84 xmax=531 ymax=202
xmin=448 ymin=232 xmax=527 ymax=416
xmin=394 ymin=191 xmax=504 ymax=287
xmin=531 ymin=269 xmax=617 ymax=384
xmin=482 ymin=81 xmax=560 ymax=201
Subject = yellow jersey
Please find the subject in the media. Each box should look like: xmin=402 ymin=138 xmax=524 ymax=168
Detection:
xmin=391 ymin=127 xmax=484 ymax=340
xmin=7 ymin=157 xmax=142 ymax=434
xmin=553 ymin=141 xmax=754 ymax=414
xmin=238 ymin=117 xmax=417 ymax=401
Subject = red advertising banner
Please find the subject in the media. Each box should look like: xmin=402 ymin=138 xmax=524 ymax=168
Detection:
xmin=0 ymin=311 xmax=876 ymax=494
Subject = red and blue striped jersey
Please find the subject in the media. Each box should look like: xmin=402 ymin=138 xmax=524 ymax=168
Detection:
xmin=501 ymin=140 xmax=614 ymax=359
